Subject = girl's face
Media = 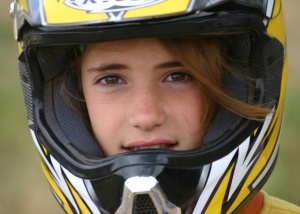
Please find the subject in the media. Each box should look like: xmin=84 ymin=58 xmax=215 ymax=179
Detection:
xmin=81 ymin=38 xmax=203 ymax=157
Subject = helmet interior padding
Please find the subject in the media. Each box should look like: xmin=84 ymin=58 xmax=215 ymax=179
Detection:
xmin=38 ymin=46 xmax=103 ymax=157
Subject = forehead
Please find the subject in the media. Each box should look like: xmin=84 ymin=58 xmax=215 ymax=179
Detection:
xmin=82 ymin=38 xmax=176 ymax=65
xmin=85 ymin=38 xmax=161 ymax=53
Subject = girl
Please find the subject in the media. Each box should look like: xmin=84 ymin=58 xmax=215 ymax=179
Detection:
xmin=69 ymin=37 xmax=270 ymax=157
xmin=12 ymin=0 xmax=299 ymax=213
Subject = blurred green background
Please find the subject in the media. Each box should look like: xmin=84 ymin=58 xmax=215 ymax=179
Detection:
xmin=0 ymin=0 xmax=299 ymax=213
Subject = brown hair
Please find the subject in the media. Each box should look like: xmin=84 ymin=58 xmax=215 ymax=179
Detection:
xmin=61 ymin=55 xmax=92 ymax=130
xmin=62 ymin=37 xmax=271 ymax=133
xmin=157 ymin=38 xmax=271 ymax=130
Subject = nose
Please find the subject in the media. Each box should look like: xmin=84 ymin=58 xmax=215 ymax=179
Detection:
xmin=128 ymin=86 xmax=166 ymax=131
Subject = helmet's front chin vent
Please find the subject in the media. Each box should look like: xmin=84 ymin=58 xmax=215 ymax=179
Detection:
xmin=133 ymin=194 xmax=158 ymax=214
xmin=115 ymin=176 xmax=181 ymax=214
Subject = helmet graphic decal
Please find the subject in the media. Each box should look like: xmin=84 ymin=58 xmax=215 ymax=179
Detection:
xmin=64 ymin=0 xmax=165 ymax=13
xmin=227 ymin=113 xmax=273 ymax=200
xmin=193 ymin=145 xmax=236 ymax=213
xmin=266 ymin=0 xmax=276 ymax=18
xmin=193 ymin=112 xmax=279 ymax=214
xmin=64 ymin=0 xmax=165 ymax=21
xmin=42 ymin=0 xmax=191 ymax=24
xmin=30 ymin=130 xmax=101 ymax=214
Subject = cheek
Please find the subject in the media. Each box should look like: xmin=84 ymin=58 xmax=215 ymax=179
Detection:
xmin=86 ymin=101 xmax=125 ymax=138
xmin=166 ymin=86 xmax=203 ymax=149
xmin=85 ymin=100 xmax=127 ymax=157
xmin=81 ymin=80 xmax=125 ymax=145
xmin=170 ymin=87 xmax=203 ymax=129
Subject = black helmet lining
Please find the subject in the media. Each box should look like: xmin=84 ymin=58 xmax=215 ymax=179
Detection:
xmin=38 ymin=46 xmax=103 ymax=157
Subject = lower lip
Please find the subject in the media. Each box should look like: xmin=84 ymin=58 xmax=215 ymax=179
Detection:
xmin=168 ymin=144 xmax=177 ymax=150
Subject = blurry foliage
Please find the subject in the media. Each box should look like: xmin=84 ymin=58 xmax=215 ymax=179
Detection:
xmin=0 ymin=0 xmax=299 ymax=213
xmin=0 ymin=5 xmax=62 ymax=213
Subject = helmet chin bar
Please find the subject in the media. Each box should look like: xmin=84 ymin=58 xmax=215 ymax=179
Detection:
xmin=115 ymin=177 xmax=181 ymax=214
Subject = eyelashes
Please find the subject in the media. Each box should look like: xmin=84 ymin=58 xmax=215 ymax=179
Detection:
xmin=97 ymin=76 xmax=125 ymax=85
xmin=94 ymin=75 xmax=126 ymax=88
xmin=95 ymin=71 xmax=192 ymax=88
xmin=164 ymin=72 xmax=191 ymax=82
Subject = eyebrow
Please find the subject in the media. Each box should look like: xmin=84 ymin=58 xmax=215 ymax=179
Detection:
xmin=87 ymin=63 xmax=128 ymax=72
xmin=155 ymin=61 xmax=183 ymax=69
xmin=87 ymin=61 xmax=183 ymax=72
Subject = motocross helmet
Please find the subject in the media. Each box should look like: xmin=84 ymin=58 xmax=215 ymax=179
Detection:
xmin=12 ymin=0 xmax=287 ymax=213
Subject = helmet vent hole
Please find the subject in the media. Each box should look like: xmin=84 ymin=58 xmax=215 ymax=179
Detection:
xmin=133 ymin=194 xmax=158 ymax=214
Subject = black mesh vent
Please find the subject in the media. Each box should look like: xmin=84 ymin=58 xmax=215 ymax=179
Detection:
xmin=44 ymin=82 xmax=71 ymax=146
xmin=133 ymin=194 xmax=158 ymax=214
xmin=53 ymin=76 xmax=102 ymax=157
xmin=19 ymin=60 xmax=34 ymax=122
xmin=264 ymin=38 xmax=284 ymax=103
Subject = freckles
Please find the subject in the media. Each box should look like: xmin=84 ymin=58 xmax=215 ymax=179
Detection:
xmin=180 ymin=110 xmax=192 ymax=129
xmin=175 ymin=107 xmax=191 ymax=129
xmin=175 ymin=93 xmax=202 ymax=133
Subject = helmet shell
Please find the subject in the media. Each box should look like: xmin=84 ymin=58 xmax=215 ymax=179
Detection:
xmin=12 ymin=0 xmax=287 ymax=213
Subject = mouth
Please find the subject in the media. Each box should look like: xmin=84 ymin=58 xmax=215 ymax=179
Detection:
xmin=127 ymin=144 xmax=175 ymax=151
xmin=124 ymin=139 xmax=177 ymax=152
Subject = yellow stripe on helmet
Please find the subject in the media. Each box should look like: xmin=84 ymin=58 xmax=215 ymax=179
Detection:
xmin=227 ymin=113 xmax=282 ymax=213
xmin=19 ymin=0 xmax=29 ymax=13
xmin=205 ymin=164 xmax=235 ymax=214
xmin=42 ymin=145 xmax=48 ymax=156
xmin=272 ymin=0 xmax=281 ymax=18
xmin=44 ymin=0 xmax=109 ymax=24
xmin=267 ymin=0 xmax=286 ymax=46
xmin=124 ymin=0 xmax=190 ymax=19
xmin=40 ymin=158 xmax=74 ymax=214
xmin=66 ymin=180 xmax=92 ymax=214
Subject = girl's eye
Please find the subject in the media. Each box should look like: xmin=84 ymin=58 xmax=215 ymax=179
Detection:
xmin=165 ymin=72 xmax=190 ymax=82
xmin=98 ymin=76 xmax=125 ymax=85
